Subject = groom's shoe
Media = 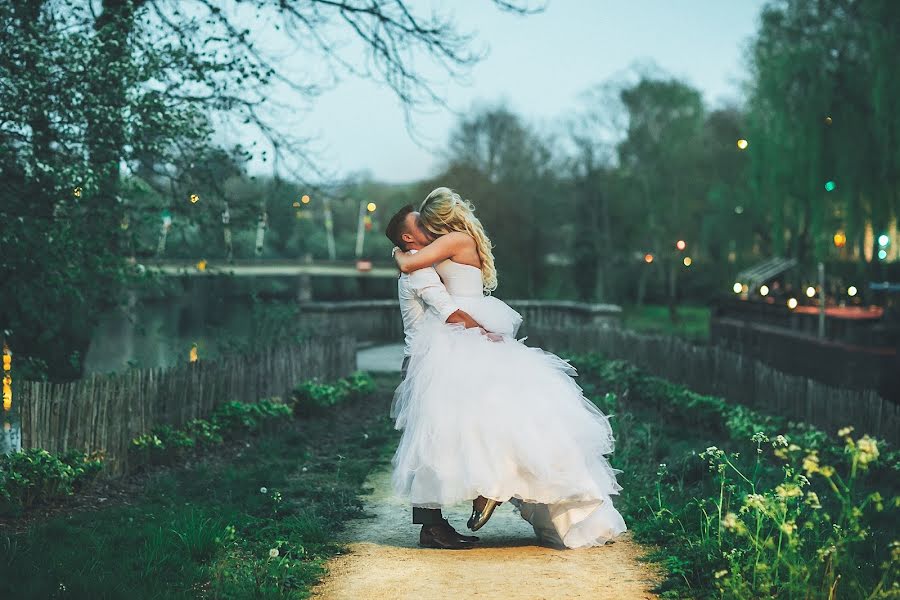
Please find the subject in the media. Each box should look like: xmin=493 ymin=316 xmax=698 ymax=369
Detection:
xmin=467 ymin=496 xmax=502 ymax=532
xmin=419 ymin=524 xmax=476 ymax=549
xmin=438 ymin=518 xmax=479 ymax=542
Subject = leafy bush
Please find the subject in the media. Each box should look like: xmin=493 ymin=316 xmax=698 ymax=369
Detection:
xmin=292 ymin=371 xmax=376 ymax=416
xmin=211 ymin=397 xmax=293 ymax=432
xmin=0 ymin=448 xmax=103 ymax=510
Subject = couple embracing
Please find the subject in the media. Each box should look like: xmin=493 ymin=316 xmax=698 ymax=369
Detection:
xmin=384 ymin=187 xmax=626 ymax=550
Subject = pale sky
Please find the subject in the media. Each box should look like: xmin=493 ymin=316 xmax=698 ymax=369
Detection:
xmin=239 ymin=0 xmax=766 ymax=183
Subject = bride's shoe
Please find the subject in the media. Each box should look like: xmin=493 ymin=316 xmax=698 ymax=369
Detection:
xmin=467 ymin=496 xmax=502 ymax=531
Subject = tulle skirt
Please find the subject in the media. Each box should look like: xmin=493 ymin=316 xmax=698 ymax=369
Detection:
xmin=390 ymin=295 xmax=627 ymax=548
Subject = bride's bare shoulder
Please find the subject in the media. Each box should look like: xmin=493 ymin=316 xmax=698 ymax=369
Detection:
xmin=442 ymin=231 xmax=476 ymax=248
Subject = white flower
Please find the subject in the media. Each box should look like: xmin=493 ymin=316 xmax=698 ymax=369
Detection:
xmin=260 ymin=487 xmax=268 ymax=494
xmin=269 ymin=548 xmax=279 ymax=558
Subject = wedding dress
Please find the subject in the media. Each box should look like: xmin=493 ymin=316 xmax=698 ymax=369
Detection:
xmin=390 ymin=258 xmax=627 ymax=548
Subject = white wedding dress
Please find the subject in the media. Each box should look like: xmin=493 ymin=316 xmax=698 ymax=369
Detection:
xmin=390 ymin=259 xmax=627 ymax=548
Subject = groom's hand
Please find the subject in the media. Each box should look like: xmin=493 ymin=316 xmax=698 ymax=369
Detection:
xmin=446 ymin=309 xmax=481 ymax=330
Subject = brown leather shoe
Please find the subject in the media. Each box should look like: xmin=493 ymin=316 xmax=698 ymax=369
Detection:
xmin=419 ymin=524 xmax=476 ymax=549
xmin=438 ymin=518 xmax=479 ymax=542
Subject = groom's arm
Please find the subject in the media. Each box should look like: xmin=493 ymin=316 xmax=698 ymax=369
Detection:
xmin=408 ymin=266 xmax=484 ymax=330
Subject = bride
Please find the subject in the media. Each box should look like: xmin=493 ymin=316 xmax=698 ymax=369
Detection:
xmin=389 ymin=186 xmax=627 ymax=549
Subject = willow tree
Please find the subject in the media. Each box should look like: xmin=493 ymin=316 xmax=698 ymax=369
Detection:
xmin=747 ymin=0 xmax=900 ymax=267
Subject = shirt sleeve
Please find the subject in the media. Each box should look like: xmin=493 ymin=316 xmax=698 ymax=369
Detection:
xmin=407 ymin=267 xmax=459 ymax=323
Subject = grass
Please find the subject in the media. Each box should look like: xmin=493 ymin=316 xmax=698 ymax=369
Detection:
xmin=0 ymin=372 xmax=401 ymax=599
xmin=620 ymin=303 xmax=711 ymax=342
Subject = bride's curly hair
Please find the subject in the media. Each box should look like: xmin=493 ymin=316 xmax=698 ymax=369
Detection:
xmin=419 ymin=187 xmax=498 ymax=293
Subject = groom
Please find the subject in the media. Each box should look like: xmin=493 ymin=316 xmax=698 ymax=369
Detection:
xmin=385 ymin=205 xmax=487 ymax=550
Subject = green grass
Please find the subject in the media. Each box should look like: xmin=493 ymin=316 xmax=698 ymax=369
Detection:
xmin=0 ymin=373 xmax=401 ymax=599
xmin=620 ymin=304 xmax=711 ymax=342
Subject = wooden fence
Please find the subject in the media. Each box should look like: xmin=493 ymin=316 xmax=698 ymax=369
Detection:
xmin=15 ymin=336 xmax=356 ymax=474
xmin=524 ymin=325 xmax=899 ymax=445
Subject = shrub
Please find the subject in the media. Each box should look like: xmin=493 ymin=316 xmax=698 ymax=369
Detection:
xmin=0 ymin=448 xmax=89 ymax=509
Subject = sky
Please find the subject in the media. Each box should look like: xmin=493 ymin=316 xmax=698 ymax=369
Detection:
xmin=240 ymin=0 xmax=767 ymax=184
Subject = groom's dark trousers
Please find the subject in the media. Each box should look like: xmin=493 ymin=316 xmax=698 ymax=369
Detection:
xmin=401 ymin=355 xmax=445 ymax=526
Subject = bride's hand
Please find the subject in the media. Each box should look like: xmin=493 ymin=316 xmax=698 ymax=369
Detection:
xmin=479 ymin=327 xmax=503 ymax=342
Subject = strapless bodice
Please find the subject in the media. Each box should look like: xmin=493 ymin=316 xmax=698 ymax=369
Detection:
xmin=434 ymin=259 xmax=484 ymax=297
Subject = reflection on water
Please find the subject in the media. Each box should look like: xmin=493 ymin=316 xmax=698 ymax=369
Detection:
xmin=83 ymin=294 xmax=259 ymax=375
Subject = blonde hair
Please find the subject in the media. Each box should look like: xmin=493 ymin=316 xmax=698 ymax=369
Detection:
xmin=419 ymin=187 xmax=498 ymax=293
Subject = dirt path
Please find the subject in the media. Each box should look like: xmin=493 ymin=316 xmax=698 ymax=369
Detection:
xmin=310 ymin=466 xmax=663 ymax=600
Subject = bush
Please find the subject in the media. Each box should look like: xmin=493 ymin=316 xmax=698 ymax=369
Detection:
xmin=0 ymin=448 xmax=103 ymax=511
xmin=292 ymin=371 xmax=376 ymax=416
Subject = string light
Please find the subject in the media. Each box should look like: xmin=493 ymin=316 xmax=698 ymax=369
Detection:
xmin=189 ymin=343 xmax=198 ymax=363
xmin=683 ymin=256 xmax=692 ymax=267
xmin=196 ymin=259 xmax=207 ymax=271
xmin=733 ymin=282 xmax=742 ymax=294
xmin=806 ymin=286 xmax=816 ymax=298
xmin=848 ymin=286 xmax=858 ymax=297
xmin=2 ymin=342 xmax=11 ymax=412
xmin=824 ymin=181 xmax=836 ymax=192
xmin=366 ymin=202 xmax=377 ymax=212
xmin=787 ymin=298 xmax=798 ymax=309
xmin=833 ymin=232 xmax=846 ymax=248
xmin=301 ymin=195 xmax=310 ymax=204
xmin=737 ymin=139 xmax=749 ymax=150
xmin=644 ymin=253 xmax=654 ymax=264
xmin=675 ymin=240 xmax=686 ymax=251
xmin=760 ymin=285 xmax=769 ymax=296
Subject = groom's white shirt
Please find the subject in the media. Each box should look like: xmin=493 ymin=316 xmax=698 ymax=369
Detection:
xmin=397 ymin=249 xmax=459 ymax=357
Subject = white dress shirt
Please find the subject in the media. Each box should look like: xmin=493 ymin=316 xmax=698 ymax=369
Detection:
xmin=398 ymin=250 xmax=459 ymax=357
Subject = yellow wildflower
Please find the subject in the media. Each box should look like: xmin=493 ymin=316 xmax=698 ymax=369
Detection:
xmin=775 ymin=483 xmax=803 ymax=499
xmin=857 ymin=436 xmax=879 ymax=465
xmin=780 ymin=521 xmax=796 ymax=535
xmin=802 ymin=452 xmax=820 ymax=476
xmin=837 ymin=426 xmax=854 ymax=437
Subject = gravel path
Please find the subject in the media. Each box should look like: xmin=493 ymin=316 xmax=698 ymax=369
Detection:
xmin=309 ymin=467 xmax=663 ymax=600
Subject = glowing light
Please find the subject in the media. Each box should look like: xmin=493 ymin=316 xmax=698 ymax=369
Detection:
xmin=825 ymin=116 xmax=832 ymax=125
xmin=848 ymin=286 xmax=858 ymax=297
xmin=366 ymin=202 xmax=377 ymax=212
xmin=825 ymin=181 xmax=836 ymax=192
xmin=301 ymin=195 xmax=310 ymax=204
xmin=644 ymin=253 xmax=654 ymax=264
xmin=292 ymin=201 xmax=301 ymax=208
xmin=733 ymin=282 xmax=743 ymax=294
xmin=2 ymin=342 xmax=10 ymax=411
xmin=806 ymin=286 xmax=816 ymax=298
xmin=196 ymin=259 xmax=207 ymax=271
xmin=787 ymin=298 xmax=798 ymax=309
xmin=189 ymin=194 xmax=200 ymax=203
xmin=737 ymin=139 xmax=749 ymax=150
xmin=760 ymin=285 xmax=769 ymax=296
xmin=878 ymin=249 xmax=888 ymax=260
xmin=73 ymin=186 xmax=82 ymax=198
xmin=735 ymin=206 xmax=744 ymax=215
xmin=833 ymin=232 xmax=846 ymax=248
xmin=877 ymin=234 xmax=889 ymax=247
xmin=683 ymin=256 xmax=692 ymax=267
xmin=189 ymin=344 xmax=198 ymax=363
xmin=675 ymin=240 xmax=686 ymax=251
